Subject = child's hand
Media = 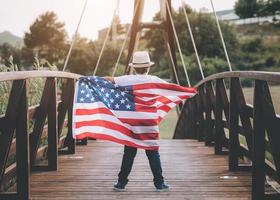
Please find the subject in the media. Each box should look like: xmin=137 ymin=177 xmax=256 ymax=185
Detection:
xmin=103 ymin=76 xmax=115 ymax=83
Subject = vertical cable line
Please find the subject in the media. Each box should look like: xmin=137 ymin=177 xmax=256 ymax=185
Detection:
xmin=112 ymin=0 xmax=141 ymax=77
xmin=62 ymin=0 xmax=88 ymax=72
xmin=165 ymin=0 xmax=191 ymax=86
xmin=210 ymin=0 xmax=233 ymax=71
xmin=181 ymin=0 xmax=204 ymax=79
xmin=93 ymin=4 xmax=118 ymax=75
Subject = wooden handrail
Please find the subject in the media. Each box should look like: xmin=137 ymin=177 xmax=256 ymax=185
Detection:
xmin=195 ymin=71 xmax=280 ymax=87
xmin=174 ymin=71 xmax=280 ymax=200
xmin=0 ymin=71 xmax=81 ymax=82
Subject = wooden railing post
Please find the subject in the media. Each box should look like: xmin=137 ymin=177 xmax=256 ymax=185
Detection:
xmin=252 ymin=80 xmax=265 ymax=200
xmin=197 ymin=86 xmax=205 ymax=141
xmin=0 ymin=80 xmax=30 ymax=200
xmin=47 ymin=78 xmax=58 ymax=170
xmin=63 ymin=79 xmax=76 ymax=154
xmin=229 ymin=78 xmax=240 ymax=171
xmin=30 ymin=78 xmax=55 ymax=167
xmin=215 ymin=79 xmax=224 ymax=154
xmin=205 ymin=82 xmax=215 ymax=146
xmin=16 ymin=80 xmax=30 ymax=200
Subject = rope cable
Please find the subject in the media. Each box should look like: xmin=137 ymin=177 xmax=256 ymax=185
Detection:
xmin=62 ymin=0 xmax=88 ymax=72
xmin=165 ymin=0 xmax=191 ymax=86
xmin=93 ymin=5 xmax=118 ymax=75
xmin=210 ymin=0 xmax=233 ymax=71
xmin=181 ymin=0 xmax=205 ymax=79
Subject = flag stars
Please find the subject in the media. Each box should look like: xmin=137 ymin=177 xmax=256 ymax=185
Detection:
xmin=81 ymin=90 xmax=85 ymax=94
xmin=110 ymin=98 xmax=114 ymax=103
xmin=115 ymin=104 xmax=120 ymax=109
xmin=120 ymin=99 xmax=125 ymax=104
xmin=126 ymin=104 xmax=131 ymax=109
xmin=86 ymin=94 xmax=90 ymax=98
xmin=101 ymin=88 xmax=105 ymax=92
xmin=105 ymin=93 xmax=110 ymax=97
xmin=115 ymin=93 xmax=120 ymax=98
xmin=121 ymin=91 xmax=125 ymax=96
xmin=80 ymin=97 xmax=85 ymax=102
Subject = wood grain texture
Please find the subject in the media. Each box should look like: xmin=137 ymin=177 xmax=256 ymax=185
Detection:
xmin=29 ymin=140 xmax=252 ymax=200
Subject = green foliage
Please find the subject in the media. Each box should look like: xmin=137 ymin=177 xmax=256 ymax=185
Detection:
xmin=235 ymin=0 xmax=280 ymax=19
xmin=24 ymin=11 xmax=67 ymax=66
xmin=235 ymin=0 xmax=259 ymax=18
xmin=143 ymin=5 xmax=239 ymax=83
xmin=0 ymin=43 xmax=21 ymax=67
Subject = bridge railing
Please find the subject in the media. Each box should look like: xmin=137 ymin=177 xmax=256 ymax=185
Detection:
xmin=174 ymin=71 xmax=280 ymax=200
xmin=0 ymin=71 xmax=82 ymax=200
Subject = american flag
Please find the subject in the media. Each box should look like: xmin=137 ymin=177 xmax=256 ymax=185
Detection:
xmin=73 ymin=76 xmax=197 ymax=150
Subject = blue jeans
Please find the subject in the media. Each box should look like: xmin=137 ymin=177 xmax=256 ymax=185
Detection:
xmin=118 ymin=145 xmax=164 ymax=187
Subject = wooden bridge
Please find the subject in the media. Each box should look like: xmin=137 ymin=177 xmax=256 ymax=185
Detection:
xmin=0 ymin=71 xmax=280 ymax=200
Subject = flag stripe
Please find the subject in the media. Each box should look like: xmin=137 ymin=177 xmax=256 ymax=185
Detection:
xmin=75 ymin=133 xmax=159 ymax=150
xmin=74 ymin=126 xmax=159 ymax=147
xmin=75 ymin=121 xmax=159 ymax=140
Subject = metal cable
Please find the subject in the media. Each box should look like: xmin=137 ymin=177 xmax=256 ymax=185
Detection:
xmin=93 ymin=6 xmax=118 ymax=75
xmin=210 ymin=0 xmax=233 ymax=71
xmin=62 ymin=0 xmax=88 ymax=72
xmin=181 ymin=0 xmax=205 ymax=79
xmin=165 ymin=0 xmax=191 ymax=86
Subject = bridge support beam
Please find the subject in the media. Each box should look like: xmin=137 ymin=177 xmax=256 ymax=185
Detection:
xmin=125 ymin=0 xmax=180 ymax=85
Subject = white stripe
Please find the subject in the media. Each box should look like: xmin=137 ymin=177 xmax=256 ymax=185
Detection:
xmin=74 ymin=104 xmax=158 ymax=119
xmin=73 ymin=126 xmax=159 ymax=147
xmin=74 ymin=113 xmax=159 ymax=134
xmin=135 ymin=88 xmax=195 ymax=96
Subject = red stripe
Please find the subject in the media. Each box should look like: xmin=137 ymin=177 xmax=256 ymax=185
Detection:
xmin=75 ymin=120 xmax=159 ymax=140
xmin=75 ymin=133 xmax=159 ymax=150
xmin=119 ymin=118 xmax=159 ymax=126
xmin=75 ymin=108 xmax=113 ymax=115
xmin=133 ymin=83 xmax=197 ymax=93
xmin=158 ymin=105 xmax=171 ymax=112
xmin=135 ymin=104 xmax=157 ymax=112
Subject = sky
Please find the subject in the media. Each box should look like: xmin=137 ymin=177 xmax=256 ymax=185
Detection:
xmin=0 ymin=0 xmax=237 ymax=40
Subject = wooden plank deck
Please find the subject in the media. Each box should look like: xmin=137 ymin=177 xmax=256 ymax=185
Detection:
xmin=30 ymin=140 xmax=251 ymax=200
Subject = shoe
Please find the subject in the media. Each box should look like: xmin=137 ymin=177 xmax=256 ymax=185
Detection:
xmin=156 ymin=183 xmax=170 ymax=192
xmin=113 ymin=182 xmax=126 ymax=191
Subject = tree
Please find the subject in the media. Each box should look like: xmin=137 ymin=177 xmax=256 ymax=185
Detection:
xmin=66 ymin=35 xmax=122 ymax=76
xmin=143 ymin=5 xmax=239 ymax=83
xmin=24 ymin=11 xmax=67 ymax=66
xmin=235 ymin=0 xmax=259 ymax=18
xmin=0 ymin=43 xmax=21 ymax=67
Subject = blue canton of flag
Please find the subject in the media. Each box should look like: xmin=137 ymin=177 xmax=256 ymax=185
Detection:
xmin=76 ymin=76 xmax=135 ymax=111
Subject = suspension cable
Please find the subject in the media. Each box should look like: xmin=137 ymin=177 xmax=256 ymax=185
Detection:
xmin=166 ymin=40 xmax=180 ymax=84
xmin=165 ymin=0 xmax=191 ymax=86
xmin=111 ymin=24 xmax=131 ymax=77
xmin=62 ymin=0 xmax=88 ymax=72
xmin=93 ymin=6 xmax=118 ymax=75
xmin=112 ymin=0 xmax=141 ymax=77
xmin=181 ymin=0 xmax=204 ymax=79
xmin=210 ymin=0 xmax=233 ymax=71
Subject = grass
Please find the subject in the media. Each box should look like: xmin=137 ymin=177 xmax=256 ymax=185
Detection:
xmin=159 ymin=108 xmax=178 ymax=139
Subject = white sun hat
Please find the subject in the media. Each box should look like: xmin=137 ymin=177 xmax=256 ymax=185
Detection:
xmin=128 ymin=51 xmax=155 ymax=68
